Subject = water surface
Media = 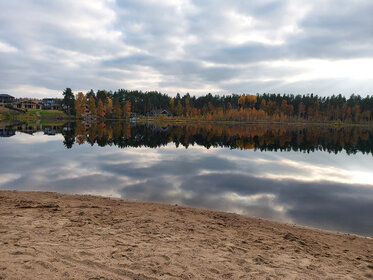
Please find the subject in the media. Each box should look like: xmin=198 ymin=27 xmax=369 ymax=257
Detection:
xmin=1 ymin=122 xmax=373 ymax=236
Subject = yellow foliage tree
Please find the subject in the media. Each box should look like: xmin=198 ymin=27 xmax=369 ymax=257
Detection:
xmin=88 ymin=96 xmax=97 ymax=116
xmin=97 ymin=99 xmax=105 ymax=118
xmin=75 ymin=92 xmax=86 ymax=118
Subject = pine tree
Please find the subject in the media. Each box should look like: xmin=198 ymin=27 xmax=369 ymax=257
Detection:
xmin=62 ymin=88 xmax=75 ymax=115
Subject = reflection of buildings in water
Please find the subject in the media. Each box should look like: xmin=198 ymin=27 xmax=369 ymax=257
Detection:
xmin=44 ymin=126 xmax=57 ymax=136
xmin=14 ymin=124 xmax=42 ymax=135
xmin=147 ymin=124 xmax=171 ymax=132
xmin=0 ymin=127 xmax=16 ymax=137
xmin=2 ymin=124 xmax=62 ymax=136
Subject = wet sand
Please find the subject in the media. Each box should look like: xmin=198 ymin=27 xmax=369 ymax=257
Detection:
xmin=0 ymin=190 xmax=372 ymax=279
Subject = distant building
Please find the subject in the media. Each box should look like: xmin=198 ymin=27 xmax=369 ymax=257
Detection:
xmin=0 ymin=94 xmax=15 ymax=104
xmin=14 ymin=100 xmax=42 ymax=110
xmin=42 ymin=98 xmax=60 ymax=110
xmin=147 ymin=109 xmax=172 ymax=117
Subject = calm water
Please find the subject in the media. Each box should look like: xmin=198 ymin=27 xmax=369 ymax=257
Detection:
xmin=1 ymin=122 xmax=373 ymax=236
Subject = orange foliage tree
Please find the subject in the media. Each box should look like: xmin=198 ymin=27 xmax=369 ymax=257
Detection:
xmin=97 ymin=99 xmax=105 ymax=118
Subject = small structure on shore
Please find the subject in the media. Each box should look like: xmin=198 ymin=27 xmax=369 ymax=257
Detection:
xmin=147 ymin=109 xmax=172 ymax=117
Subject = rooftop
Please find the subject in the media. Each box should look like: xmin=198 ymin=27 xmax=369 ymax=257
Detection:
xmin=0 ymin=94 xmax=14 ymax=98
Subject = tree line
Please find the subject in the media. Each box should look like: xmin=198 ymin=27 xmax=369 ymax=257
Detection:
xmin=62 ymin=88 xmax=373 ymax=122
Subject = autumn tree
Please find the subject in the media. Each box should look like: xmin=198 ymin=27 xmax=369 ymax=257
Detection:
xmin=97 ymin=99 xmax=105 ymax=118
xmin=75 ymin=92 xmax=86 ymax=118
xmin=88 ymin=96 xmax=97 ymax=116
xmin=75 ymin=121 xmax=87 ymax=145
xmin=238 ymin=95 xmax=257 ymax=108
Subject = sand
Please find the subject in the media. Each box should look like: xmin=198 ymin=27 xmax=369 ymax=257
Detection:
xmin=0 ymin=191 xmax=372 ymax=279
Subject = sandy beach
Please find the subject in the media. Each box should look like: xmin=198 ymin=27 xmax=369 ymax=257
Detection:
xmin=0 ymin=190 xmax=372 ymax=279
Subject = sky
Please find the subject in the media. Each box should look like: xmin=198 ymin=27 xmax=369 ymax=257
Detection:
xmin=1 ymin=0 xmax=373 ymax=98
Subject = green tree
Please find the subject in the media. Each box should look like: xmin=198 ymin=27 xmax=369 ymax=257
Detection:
xmin=62 ymin=88 xmax=75 ymax=115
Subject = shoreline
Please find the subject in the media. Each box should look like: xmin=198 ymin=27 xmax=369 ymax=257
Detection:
xmin=1 ymin=190 xmax=372 ymax=279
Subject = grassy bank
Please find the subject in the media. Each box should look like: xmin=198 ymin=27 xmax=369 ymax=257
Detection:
xmin=0 ymin=108 xmax=69 ymax=122
xmin=3 ymin=107 xmax=372 ymax=128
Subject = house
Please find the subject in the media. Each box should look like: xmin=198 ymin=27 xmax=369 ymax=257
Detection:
xmin=14 ymin=100 xmax=42 ymax=110
xmin=42 ymin=98 xmax=60 ymax=110
xmin=0 ymin=94 xmax=15 ymax=104
xmin=147 ymin=109 xmax=172 ymax=117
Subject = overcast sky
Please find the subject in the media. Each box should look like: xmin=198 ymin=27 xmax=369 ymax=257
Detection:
xmin=1 ymin=0 xmax=373 ymax=98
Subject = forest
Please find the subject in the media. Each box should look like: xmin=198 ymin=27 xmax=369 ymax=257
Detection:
xmin=62 ymin=88 xmax=373 ymax=123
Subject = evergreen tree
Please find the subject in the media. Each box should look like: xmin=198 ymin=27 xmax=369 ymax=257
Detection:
xmin=62 ymin=88 xmax=75 ymax=115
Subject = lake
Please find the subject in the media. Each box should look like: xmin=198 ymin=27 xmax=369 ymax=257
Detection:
xmin=1 ymin=122 xmax=373 ymax=236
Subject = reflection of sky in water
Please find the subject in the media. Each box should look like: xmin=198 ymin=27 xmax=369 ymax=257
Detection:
xmin=1 ymin=132 xmax=373 ymax=236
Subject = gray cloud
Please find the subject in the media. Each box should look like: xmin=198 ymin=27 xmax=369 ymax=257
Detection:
xmin=1 ymin=0 xmax=373 ymax=97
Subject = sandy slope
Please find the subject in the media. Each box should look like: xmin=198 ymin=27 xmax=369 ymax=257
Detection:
xmin=0 ymin=191 xmax=372 ymax=280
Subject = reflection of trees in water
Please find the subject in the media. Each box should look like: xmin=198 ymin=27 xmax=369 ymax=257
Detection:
xmin=58 ymin=122 xmax=373 ymax=155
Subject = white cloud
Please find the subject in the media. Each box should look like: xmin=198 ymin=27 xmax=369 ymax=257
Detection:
xmin=1 ymin=0 xmax=373 ymax=97
xmin=0 ymin=41 xmax=18 ymax=53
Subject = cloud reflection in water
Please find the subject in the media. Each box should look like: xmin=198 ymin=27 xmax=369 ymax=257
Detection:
xmin=0 ymin=132 xmax=373 ymax=236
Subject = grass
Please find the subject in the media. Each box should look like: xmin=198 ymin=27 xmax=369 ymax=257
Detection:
xmin=2 ymin=109 xmax=68 ymax=122
xmin=26 ymin=109 xmax=67 ymax=117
